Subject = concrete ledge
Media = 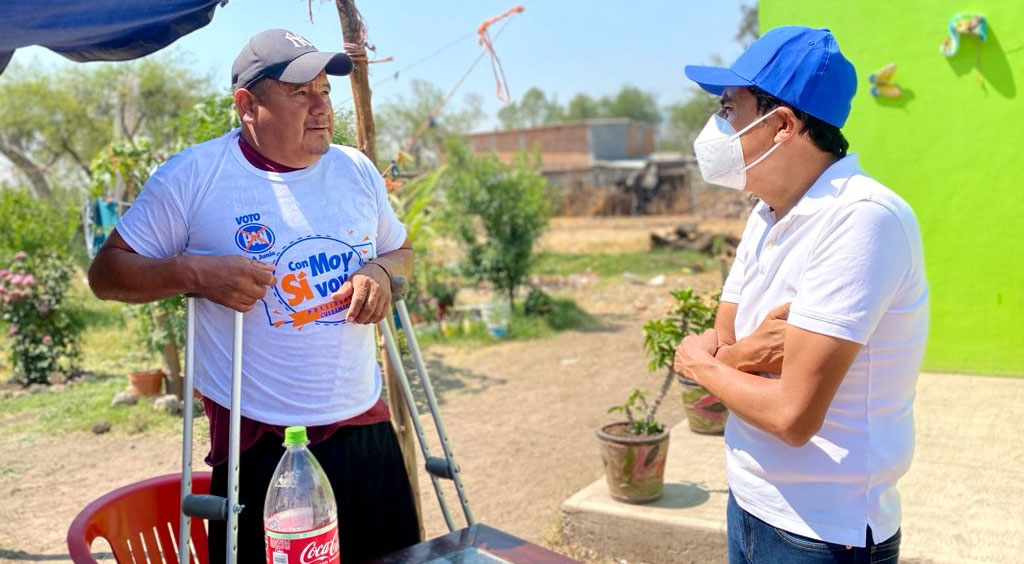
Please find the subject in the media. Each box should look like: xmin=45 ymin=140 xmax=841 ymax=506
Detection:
xmin=562 ymin=422 xmax=729 ymax=564
xmin=561 ymin=373 xmax=1024 ymax=564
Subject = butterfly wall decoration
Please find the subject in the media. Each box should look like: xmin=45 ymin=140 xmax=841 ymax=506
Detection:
xmin=869 ymin=62 xmax=902 ymax=99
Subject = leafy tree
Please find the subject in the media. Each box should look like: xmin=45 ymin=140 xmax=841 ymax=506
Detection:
xmin=564 ymin=93 xmax=602 ymax=121
xmin=0 ymin=57 xmax=209 ymax=200
xmin=497 ymin=87 xmax=564 ymax=129
xmin=660 ymin=90 xmax=720 ymax=154
xmin=442 ymin=140 xmax=552 ymax=309
xmin=496 ymin=85 xmax=661 ymax=129
xmin=171 ymin=93 xmax=238 ymax=149
xmin=375 ymin=79 xmax=483 ymax=171
xmin=736 ymin=4 xmax=760 ymax=48
xmin=599 ymin=85 xmax=662 ymax=126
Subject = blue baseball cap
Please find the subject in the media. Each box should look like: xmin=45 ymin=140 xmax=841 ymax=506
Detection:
xmin=684 ymin=26 xmax=857 ymax=128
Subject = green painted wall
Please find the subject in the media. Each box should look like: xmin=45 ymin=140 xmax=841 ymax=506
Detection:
xmin=760 ymin=1 xmax=1024 ymax=376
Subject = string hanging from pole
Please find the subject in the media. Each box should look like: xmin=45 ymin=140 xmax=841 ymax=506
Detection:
xmin=477 ymin=5 xmax=523 ymax=105
xmin=381 ymin=5 xmax=526 ymax=181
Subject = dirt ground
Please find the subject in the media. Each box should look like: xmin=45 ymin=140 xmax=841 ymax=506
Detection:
xmin=0 ymin=215 xmax=738 ymax=563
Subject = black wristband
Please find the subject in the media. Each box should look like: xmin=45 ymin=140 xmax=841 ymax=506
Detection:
xmin=368 ymin=261 xmax=391 ymax=282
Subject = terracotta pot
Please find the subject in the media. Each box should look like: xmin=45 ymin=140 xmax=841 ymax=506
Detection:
xmin=128 ymin=369 xmax=164 ymax=397
xmin=677 ymin=375 xmax=728 ymax=434
xmin=597 ymin=422 xmax=670 ymax=503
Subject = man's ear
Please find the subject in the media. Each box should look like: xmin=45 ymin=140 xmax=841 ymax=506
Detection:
xmin=771 ymin=106 xmax=801 ymax=144
xmin=234 ymin=89 xmax=258 ymax=125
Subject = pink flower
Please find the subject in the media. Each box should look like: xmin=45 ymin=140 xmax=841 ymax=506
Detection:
xmin=37 ymin=304 xmax=50 ymax=316
xmin=11 ymin=289 xmax=27 ymax=302
xmin=6 ymin=326 xmax=16 ymax=336
xmin=20 ymin=274 xmax=34 ymax=287
xmin=41 ymin=335 xmax=53 ymax=346
xmin=0 ymin=269 xmax=8 ymax=278
xmin=9 ymin=274 xmax=23 ymax=285
xmin=12 ymin=252 xmax=27 ymax=261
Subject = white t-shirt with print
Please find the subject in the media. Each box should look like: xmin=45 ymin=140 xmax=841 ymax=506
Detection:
xmin=117 ymin=129 xmax=407 ymax=426
xmin=721 ymin=154 xmax=929 ymax=547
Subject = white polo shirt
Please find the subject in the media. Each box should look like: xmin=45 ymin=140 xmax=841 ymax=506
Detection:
xmin=722 ymin=154 xmax=929 ymax=546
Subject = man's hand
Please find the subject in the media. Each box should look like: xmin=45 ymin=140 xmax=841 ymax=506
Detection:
xmin=331 ymin=263 xmax=391 ymax=324
xmin=189 ymin=255 xmax=277 ymax=312
xmin=674 ymin=329 xmax=719 ymax=386
xmin=717 ymin=302 xmax=790 ymax=374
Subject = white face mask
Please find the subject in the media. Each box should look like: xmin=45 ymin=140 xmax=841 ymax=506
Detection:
xmin=693 ymin=108 xmax=782 ymax=190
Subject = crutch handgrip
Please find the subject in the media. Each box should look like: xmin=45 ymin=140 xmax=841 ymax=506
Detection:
xmin=182 ymin=493 xmax=228 ymax=521
xmin=390 ymin=275 xmax=408 ymax=302
xmin=425 ymin=456 xmax=459 ymax=480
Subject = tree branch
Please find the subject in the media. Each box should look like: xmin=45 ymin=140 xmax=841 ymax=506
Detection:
xmin=0 ymin=136 xmax=54 ymax=200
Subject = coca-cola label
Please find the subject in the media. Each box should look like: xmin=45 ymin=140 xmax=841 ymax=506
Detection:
xmin=265 ymin=520 xmax=340 ymax=564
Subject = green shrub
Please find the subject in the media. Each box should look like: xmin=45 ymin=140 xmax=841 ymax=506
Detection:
xmin=0 ymin=187 xmax=80 ymax=262
xmin=0 ymin=252 xmax=83 ymax=385
xmin=524 ymin=287 xmax=554 ymax=317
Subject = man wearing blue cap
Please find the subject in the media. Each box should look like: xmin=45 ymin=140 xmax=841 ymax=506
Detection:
xmin=673 ymin=26 xmax=928 ymax=563
xmin=89 ymin=29 xmax=419 ymax=563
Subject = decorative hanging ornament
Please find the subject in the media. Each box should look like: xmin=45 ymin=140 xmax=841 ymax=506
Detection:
xmin=941 ymin=12 xmax=988 ymax=57
xmin=869 ymin=62 xmax=902 ymax=98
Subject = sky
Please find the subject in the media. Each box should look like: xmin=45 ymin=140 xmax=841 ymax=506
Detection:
xmin=8 ymin=0 xmax=749 ymax=131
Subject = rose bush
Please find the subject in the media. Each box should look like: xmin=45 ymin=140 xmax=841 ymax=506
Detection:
xmin=0 ymin=252 xmax=83 ymax=385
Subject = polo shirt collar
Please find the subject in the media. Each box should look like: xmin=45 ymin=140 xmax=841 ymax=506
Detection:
xmin=754 ymin=153 xmax=862 ymax=222
xmin=789 ymin=153 xmax=861 ymax=217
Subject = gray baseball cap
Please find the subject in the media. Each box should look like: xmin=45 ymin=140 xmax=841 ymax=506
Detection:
xmin=231 ymin=29 xmax=353 ymax=90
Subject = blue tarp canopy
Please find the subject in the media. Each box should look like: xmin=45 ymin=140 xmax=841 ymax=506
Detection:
xmin=0 ymin=0 xmax=226 ymax=75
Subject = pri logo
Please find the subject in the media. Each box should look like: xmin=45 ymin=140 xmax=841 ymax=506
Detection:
xmin=235 ymin=213 xmax=275 ymax=254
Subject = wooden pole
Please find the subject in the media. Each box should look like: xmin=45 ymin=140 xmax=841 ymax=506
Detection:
xmin=335 ymin=0 xmax=423 ymax=540
xmin=335 ymin=0 xmax=377 ymax=161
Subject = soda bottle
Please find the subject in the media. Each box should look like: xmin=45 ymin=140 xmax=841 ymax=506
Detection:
xmin=264 ymin=426 xmax=341 ymax=564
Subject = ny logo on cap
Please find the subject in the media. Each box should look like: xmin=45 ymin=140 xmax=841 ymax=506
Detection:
xmin=283 ymin=32 xmax=313 ymax=48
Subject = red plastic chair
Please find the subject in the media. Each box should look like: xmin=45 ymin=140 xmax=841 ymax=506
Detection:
xmin=68 ymin=472 xmax=212 ymax=564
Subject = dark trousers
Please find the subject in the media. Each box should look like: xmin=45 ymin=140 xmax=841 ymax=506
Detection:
xmin=728 ymin=492 xmax=901 ymax=564
xmin=208 ymin=422 xmax=420 ymax=564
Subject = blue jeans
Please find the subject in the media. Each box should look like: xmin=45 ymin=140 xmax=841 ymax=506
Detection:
xmin=728 ymin=493 xmax=901 ymax=564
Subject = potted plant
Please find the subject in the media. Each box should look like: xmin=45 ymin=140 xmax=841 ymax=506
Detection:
xmin=598 ymin=389 xmax=671 ymax=503
xmin=127 ymin=296 xmax=185 ymax=398
xmin=643 ymin=288 xmax=728 ymax=435
xmin=127 ymin=368 xmax=165 ymax=397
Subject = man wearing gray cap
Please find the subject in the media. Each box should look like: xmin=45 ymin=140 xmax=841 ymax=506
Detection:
xmin=88 ymin=29 xmax=419 ymax=563
xmin=673 ymin=26 xmax=928 ymax=563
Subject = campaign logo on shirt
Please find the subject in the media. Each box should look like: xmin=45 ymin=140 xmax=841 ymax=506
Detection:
xmin=234 ymin=212 xmax=276 ymax=255
xmin=264 ymin=233 xmax=374 ymax=330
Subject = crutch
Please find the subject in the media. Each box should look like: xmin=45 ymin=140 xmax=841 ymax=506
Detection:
xmin=377 ymin=276 xmax=475 ymax=532
xmin=179 ymin=297 xmax=245 ymax=564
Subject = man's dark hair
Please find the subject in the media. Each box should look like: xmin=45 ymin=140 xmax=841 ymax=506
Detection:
xmin=247 ymin=78 xmax=274 ymax=100
xmin=749 ymin=86 xmax=849 ymax=158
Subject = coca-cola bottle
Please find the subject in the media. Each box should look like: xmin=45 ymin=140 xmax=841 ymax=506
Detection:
xmin=264 ymin=426 xmax=341 ymax=564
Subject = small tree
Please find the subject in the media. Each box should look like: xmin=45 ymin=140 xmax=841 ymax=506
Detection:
xmin=442 ymin=140 xmax=552 ymax=310
xmin=612 ymin=288 xmax=719 ymax=435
